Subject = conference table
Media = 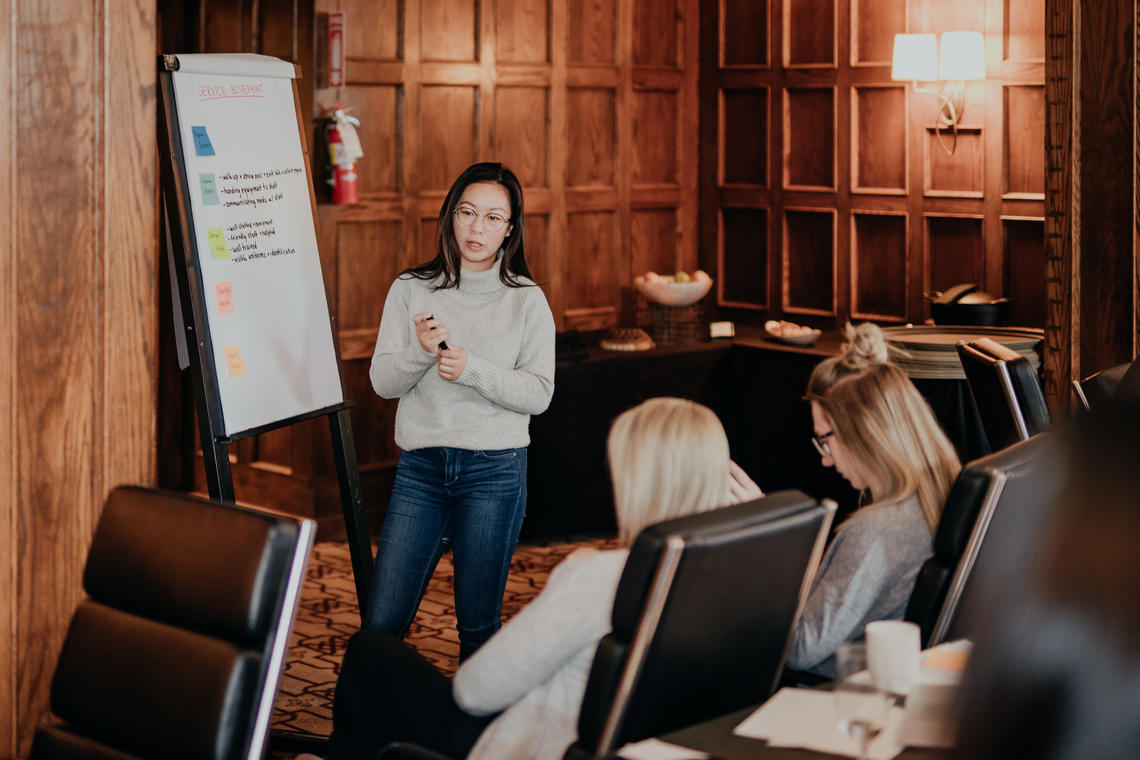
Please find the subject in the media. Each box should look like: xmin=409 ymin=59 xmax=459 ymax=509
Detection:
xmin=627 ymin=705 xmax=953 ymax=759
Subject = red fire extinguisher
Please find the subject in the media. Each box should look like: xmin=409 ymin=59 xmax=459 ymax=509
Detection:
xmin=325 ymin=103 xmax=362 ymax=204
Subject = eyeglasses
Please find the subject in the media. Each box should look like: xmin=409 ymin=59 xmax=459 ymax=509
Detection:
xmin=811 ymin=431 xmax=835 ymax=457
xmin=453 ymin=207 xmax=510 ymax=233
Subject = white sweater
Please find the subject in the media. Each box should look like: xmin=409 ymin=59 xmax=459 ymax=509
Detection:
xmin=369 ymin=262 xmax=556 ymax=451
xmin=452 ymin=548 xmax=630 ymax=760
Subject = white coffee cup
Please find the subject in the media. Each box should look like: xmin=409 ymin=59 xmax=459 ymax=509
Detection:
xmin=865 ymin=620 xmax=921 ymax=697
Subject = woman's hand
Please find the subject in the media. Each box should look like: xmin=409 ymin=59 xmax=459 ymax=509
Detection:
xmin=438 ymin=347 xmax=468 ymax=381
xmin=728 ymin=460 xmax=764 ymax=504
xmin=413 ymin=312 xmax=449 ymax=354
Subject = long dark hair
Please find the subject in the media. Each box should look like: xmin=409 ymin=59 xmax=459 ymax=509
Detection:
xmin=401 ymin=162 xmax=534 ymax=289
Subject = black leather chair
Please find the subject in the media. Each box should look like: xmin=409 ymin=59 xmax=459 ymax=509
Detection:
xmin=564 ymin=490 xmax=836 ymax=759
xmin=1072 ymin=359 xmax=1139 ymax=411
xmin=904 ymin=434 xmax=1053 ymax=647
xmin=957 ymin=337 xmax=1051 ymax=451
xmin=29 ymin=485 xmax=316 ymax=760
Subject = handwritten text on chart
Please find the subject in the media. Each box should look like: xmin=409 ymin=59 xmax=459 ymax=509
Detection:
xmin=198 ymin=83 xmax=266 ymax=101
xmin=223 ymin=218 xmax=297 ymax=261
xmin=217 ymin=167 xmax=304 ymax=209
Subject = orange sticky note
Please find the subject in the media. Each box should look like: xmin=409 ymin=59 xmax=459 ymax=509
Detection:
xmin=216 ymin=281 xmax=234 ymax=314
xmin=923 ymin=648 xmax=970 ymax=671
xmin=223 ymin=345 xmax=247 ymax=378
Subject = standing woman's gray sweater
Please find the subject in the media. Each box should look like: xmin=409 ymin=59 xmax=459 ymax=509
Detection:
xmin=369 ymin=261 xmax=556 ymax=451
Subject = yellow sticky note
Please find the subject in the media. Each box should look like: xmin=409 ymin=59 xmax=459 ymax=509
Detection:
xmin=222 ymin=345 xmax=247 ymax=378
xmin=207 ymin=228 xmax=231 ymax=259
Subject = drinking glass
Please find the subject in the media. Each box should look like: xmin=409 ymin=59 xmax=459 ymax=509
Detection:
xmin=833 ymin=642 xmax=890 ymax=760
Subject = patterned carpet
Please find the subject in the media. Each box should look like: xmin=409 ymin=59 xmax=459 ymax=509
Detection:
xmin=272 ymin=535 xmax=620 ymax=740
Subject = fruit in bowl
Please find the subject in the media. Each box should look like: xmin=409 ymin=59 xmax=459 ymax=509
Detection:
xmin=636 ymin=270 xmax=713 ymax=306
xmin=764 ymin=319 xmax=822 ymax=345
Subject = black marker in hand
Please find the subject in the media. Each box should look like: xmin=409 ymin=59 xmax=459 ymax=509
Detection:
xmin=426 ymin=314 xmax=449 ymax=350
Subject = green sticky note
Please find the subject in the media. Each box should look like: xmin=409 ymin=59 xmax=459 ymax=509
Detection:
xmin=199 ymin=173 xmax=220 ymax=206
xmin=207 ymin=228 xmax=231 ymax=259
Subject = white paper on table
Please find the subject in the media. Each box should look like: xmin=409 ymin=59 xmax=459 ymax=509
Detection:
xmin=733 ymin=688 xmax=905 ymax=760
xmin=617 ymin=737 xmax=711 ymax=760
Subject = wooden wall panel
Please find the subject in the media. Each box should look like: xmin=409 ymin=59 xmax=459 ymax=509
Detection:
xmin=852 ymin=0 xmax=905 ymax=65
xmin=349 ymin=85 xmax=402 ymax=193
xmin=784 ymin=209 xmax=836 ymax=313
xmin=565 ymin=211 xmax=619 ymax=316
xmin=420 ymin=86 xmax=479 ymax=191
xmin=853 ymin=86 xmax=906 ymax=191
xmin=852 ymin=212 xmax=907 ymax=319
xmin=3 ymin=0 xmax=157 ymax=755
xmin=705 ymin=0 xmax=1046 ymax=340
xmin=1006 ymin=0 xmax=1045 ymax=60
xmin=720 ymin=208 xmax=769 ymax=306
xmin=632 ymin=209 xmax=681 ymax=279
xmin=1076 ymin=0 xmax=1134 ymax=375
xmin=926 ymin=215 xmax=984 ymax=296
xmin=0 ymin=0 xmax=12 ymax=748
xmin=633 ymin=90 xmax=679 ymax=185
xmin=338 ymin=221 xmax=404 ymax=331
xmin=785 ymin=88 xmax=835 ymax=189
xmin=345 ymin=0 xmax=401 ymax=59
xmin=925 ymin=131 xmax=984 ymax=195
xmin=567 ymin=88 xmax=617 ymax=186
xmin=723 ymin=0 xmax=768 ymax=66
xmin=721 ymin=88 xmax=768 ymax=185
xmin=927 ymin=0 xmax=983 ymax=34
xmin=493 ymin=87 xmax=550 ymax=187
xmin=525 ymin=214 xmax=551 ymax=286
xmin=635 ymin=0 xmax=678 ymax=65
xmin=785 ymin=0 xmax=836 ymax=66
xmin=16 ymin=7 xmax=101 ymax=752
xmin=1004 ymin=218 xmax=1046 ymax=328
xmin=568 ymin=0 xmax=617 ymax=64
xmin=421 ymin=0 xmax=478 ymax=61
xmin=496 ymin=0 xmax=550 ymax=63
xmin=1004 ymin=86 xmax=1045 ymax=195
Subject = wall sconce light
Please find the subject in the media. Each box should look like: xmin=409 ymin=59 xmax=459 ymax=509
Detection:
xmin=891 ymin=31 xmax=985 ymax=155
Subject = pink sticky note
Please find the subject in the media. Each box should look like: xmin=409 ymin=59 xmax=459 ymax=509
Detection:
xmin=216 ymin=281 xmax=234 ymax=314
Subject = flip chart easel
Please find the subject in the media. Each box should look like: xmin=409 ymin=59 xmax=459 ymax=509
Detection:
xmin=157 ymin=53 xmax=373 ymax=612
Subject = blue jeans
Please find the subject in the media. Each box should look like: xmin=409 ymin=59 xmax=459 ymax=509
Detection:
xmin=364 ymin=446 xmax=528 ymax=661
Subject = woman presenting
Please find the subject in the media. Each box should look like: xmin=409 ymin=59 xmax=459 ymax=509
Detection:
xmin=366 ymin=161 xmax=555 ymax=661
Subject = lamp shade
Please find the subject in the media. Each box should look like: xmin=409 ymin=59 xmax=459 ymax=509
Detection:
xmin=891 ymin=33 xmax=937 ymax=81
xmin=939 ymin=31 xmax=985 ymax=80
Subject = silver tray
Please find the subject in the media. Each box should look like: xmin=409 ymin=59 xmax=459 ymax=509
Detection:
xmin=882 ymin=325 xmax=1043 ymax=380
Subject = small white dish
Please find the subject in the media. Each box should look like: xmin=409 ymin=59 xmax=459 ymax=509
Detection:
xmin=635 ymin=276 xmax=713 ymax=307
xmin=764 ymin=319 xmax=822 ymax=346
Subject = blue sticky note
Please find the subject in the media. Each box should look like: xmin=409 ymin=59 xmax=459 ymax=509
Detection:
xmin=191 ymin=126 xmax=215 ymax=156
xmin=199 ymin=173 xmax=220 ymax=205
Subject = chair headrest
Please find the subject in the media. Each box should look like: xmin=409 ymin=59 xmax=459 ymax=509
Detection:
xmin=612 ymin=490 xmax=820 ymax=635
xmin=83 ymin=486 xmax=301 ymax=644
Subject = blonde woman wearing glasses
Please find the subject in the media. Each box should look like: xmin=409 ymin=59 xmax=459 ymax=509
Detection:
xmin=367 ymin=162 xmax=556 ymax=662
xmin=788 ymin=322 xmax=961 ymax=676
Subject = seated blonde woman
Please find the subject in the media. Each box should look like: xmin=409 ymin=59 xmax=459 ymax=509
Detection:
xmin=327 ymin=397 xmax=761 ymax=760
xmin=787 ymin=323 xmax=961 ymax=676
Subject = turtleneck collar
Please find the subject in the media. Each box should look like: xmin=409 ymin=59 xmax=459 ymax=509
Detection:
xmin=457 ymin=257 xmax=507 ymax=294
